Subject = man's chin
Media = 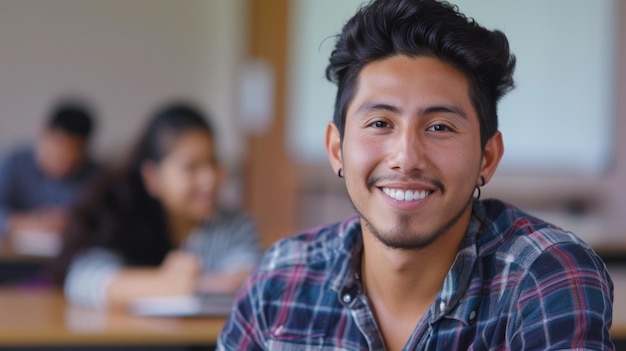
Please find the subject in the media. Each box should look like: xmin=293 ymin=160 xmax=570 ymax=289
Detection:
xmin=363 ymin=217 xmax=441 ymax=251
xmin=371 ymin=230 xmax=441 ymax=251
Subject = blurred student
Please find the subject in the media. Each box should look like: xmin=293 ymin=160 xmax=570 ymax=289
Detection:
xmin=57 ymin=102 xmax=260 ymax=309
xmin=0 ymin=101 xmax=99 ymax=248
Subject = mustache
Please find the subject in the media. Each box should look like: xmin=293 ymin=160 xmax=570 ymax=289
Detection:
xmin=366 ymin=175 xmax=445 ymax=194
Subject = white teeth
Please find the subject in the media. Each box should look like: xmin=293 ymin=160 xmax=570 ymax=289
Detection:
xmin=382 ymin=188 xmax=431 ymax=202
xmin=404 ymin=191 xmax=414 ymax=201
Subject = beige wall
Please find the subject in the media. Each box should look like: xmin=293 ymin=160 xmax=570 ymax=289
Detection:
xmin=0 ymin=0 xmax=247 ymax=198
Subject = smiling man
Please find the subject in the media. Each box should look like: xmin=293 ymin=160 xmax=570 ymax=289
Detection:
xmin=218 ymin=0 xmax=614 ymax=350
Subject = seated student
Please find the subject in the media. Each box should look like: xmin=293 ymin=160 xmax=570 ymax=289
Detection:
xmin=218 ymin=0 xmax=614 ymax=350
xmin=0 ymin=100 xmax=99 ymax=248
xmin=56 ymin=102 xmax=261 ymax=309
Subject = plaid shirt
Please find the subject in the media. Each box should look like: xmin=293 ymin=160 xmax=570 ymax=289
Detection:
xmin=218 ymin=199 xmax=614 ymax=350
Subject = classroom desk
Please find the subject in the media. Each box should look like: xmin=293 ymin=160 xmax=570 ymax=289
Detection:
xmin=0 ymin=288 xmax=226 ymax=348
xmin=0 ymin=280 xmax=623 ymax=348
xmin=0 ymin=237 xmax=53 ymax=285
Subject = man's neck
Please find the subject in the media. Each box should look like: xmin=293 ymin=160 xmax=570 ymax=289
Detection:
xmin=360 ymin=228 xmax=464 ymax=312
xmin=359 ymin=211 xmax=471 ymax=350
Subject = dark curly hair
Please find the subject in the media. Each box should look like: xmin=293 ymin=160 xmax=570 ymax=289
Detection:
xmin=326 ymin=0 xmax=516 ymax=149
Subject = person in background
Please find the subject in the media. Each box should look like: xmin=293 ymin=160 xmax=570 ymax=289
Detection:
xmin=56 ymin=102 xmax=260 ymax=310
xmin=0 ymin=100 xmax=99 ymax=248
xmin=218 ymin=0 xmax=614 ymax=349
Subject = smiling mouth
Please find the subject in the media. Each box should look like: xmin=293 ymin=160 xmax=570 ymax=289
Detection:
xmin=381 ymin=188 xmax=433 ymax=201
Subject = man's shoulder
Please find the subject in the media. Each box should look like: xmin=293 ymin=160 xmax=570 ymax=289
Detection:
xmin=0 ymin=145 xmax=37 ymax=178
xmin=477 ymin=199 xmax=602 ymax=271
xmin=0 ymin=144 xmax=34 ymax=164
xmin=259 ymin=215 xmax=361 ymax=271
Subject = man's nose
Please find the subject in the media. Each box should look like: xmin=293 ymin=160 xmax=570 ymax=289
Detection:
xmin=386 ymin=129 xmax=427 ymax=173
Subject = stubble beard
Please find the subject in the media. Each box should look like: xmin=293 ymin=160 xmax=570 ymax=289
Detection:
xmin=353 ymin=191 xmax=474 ymax=251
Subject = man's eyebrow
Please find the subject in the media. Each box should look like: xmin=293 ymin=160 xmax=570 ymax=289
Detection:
xmin=355 ymin=102 xmax=401 ymax=115
xmin=355 ymin=102 xmax=468 ymax=119
xmin=422 ymin=105 xmax=467 ymax=119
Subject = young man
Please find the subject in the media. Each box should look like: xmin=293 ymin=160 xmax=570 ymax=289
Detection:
xmin=219 ymin=0 xmax=614 ymax=349
xmin=0 ymin=101 xmax=100 ymax=247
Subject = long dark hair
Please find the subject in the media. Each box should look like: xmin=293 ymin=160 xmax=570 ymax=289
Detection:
xmin=50 ymin=102 xmax=215 ymax=285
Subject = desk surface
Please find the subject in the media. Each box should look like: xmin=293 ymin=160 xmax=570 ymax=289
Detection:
xmin=0 ymin=288 xmax=226 ymax=346
xmin=0 ymin=275 xmax=624 ymax=346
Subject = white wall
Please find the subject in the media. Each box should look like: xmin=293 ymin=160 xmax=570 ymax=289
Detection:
xmin=0 ymin=0 xmax=247 ymax=174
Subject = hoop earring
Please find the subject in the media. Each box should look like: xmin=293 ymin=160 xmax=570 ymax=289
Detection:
xmin=474 ymin=176 xmax=486 ymax=200
xmin=337 ymin=168 xmax=344 ymax=178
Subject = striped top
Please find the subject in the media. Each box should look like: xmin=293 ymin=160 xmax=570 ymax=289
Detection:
xmin=218 ymin=199 xmax=614 ymax=350
xmin=64 ymin=209 xmax=261 ymax=309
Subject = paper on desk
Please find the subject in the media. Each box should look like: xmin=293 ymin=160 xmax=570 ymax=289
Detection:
xmin=129 ymin=296 xmax=202 ymax=317
xmin=12 ymin=230 xmax=62 ymax=257
xmin=128 ymin=294 xmax=234 ymax=317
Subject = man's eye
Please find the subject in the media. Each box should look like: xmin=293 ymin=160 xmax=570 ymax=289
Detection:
xmin=371 ymin=121 xmax=389 ymax=128
xmin=428 ymin=124 xmax=450 ymax=132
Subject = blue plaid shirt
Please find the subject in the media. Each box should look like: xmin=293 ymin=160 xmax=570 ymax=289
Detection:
xmin=218 ymin=199 xmax=614 ymax=350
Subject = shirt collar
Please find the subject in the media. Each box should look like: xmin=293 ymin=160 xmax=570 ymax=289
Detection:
xmin=434 ymin=200 xmax=488 ymax=325
xmin=328 ymin=215 xmax=363 ymax=298
xmin=328 ymin=201 xmax=490 ymax=322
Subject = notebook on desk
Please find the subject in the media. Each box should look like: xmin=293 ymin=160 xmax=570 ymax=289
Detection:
xmin=128 ymin=293 xmax=235 ymax=318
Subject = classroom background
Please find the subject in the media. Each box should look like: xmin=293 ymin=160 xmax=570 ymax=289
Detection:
xmin=0 ymin=0 xmax=624 ymax=349
xmin=0 ymin=0 xmax=623 ymax=250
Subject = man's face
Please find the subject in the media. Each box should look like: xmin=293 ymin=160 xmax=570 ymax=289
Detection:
xmin=326 ymin=55 xmax=503 ymax=250
xmin=36 ymin=129 xmax=87 ymax=179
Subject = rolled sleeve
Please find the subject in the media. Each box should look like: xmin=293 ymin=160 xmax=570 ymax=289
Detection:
xmin=64 ymin=248 xmax=123 ymax=309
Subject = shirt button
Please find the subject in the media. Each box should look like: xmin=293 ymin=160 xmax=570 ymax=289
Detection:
xmin=469 ymin=310 xmax=477 ymax=321
xmin=439 ymin=301 xmax=447 ymax=313
xmin=342 ymin=294 xmax=353 ymax=303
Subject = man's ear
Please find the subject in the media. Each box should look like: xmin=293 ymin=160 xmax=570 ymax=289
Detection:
xmin=480 ymin=131 xmax=504 ymax=184
xmin=325 ymin=122 xmax=343 ymax=175
xmin=140 ymin=160 xmax=160 ymax=198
